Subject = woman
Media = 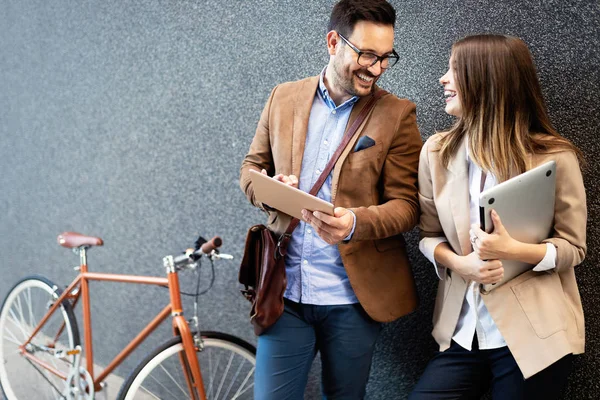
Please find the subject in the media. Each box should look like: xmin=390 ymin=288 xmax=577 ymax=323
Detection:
xmin=410 ymin=34 xmax=587 ymax=399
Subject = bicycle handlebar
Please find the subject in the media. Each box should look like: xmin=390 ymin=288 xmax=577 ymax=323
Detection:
xmin=200 ymin=236 xmax=222 ymax=254
xmin=170 ymin=235 xmax=231 ymax=268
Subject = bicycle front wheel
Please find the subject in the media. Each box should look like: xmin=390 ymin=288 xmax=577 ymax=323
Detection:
xmin=0 ymin=275 xmax=80 ymax=400
xmin=118 ymin=331 xmax=256 ymax=400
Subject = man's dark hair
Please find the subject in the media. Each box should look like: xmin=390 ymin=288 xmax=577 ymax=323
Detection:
xmin=328 ymin=0 xmax=396 ymax=38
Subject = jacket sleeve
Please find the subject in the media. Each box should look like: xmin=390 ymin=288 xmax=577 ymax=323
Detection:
xmin=541 ymin=150 xmax=587 ymax=272
xmin=417 ymin=136 xmax=451 ymax=273
xmin=418 ymin=136 xmax=446 ymax=241
xmin=351 ymin=100 xmax=423 ymax=240
xmin=239 ymin=85 xmax=278 ymax=210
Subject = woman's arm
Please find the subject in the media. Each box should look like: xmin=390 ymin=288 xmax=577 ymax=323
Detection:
xmin=471 ymin=209 xmax=548 ymax=264
xmin=418 ymin=136 xmax=503 ymax=284
xmin=434 ymin=242 xmax=504 ymax=284
xmin=471 ymin=151 xmax=587 ymax=270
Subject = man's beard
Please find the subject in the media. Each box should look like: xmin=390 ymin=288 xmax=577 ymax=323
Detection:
xmin=332 ymin=57 xmax=376 ymax=98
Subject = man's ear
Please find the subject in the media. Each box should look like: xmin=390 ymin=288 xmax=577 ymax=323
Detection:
xmin=326 ymin=31 xmax=340 ymax=56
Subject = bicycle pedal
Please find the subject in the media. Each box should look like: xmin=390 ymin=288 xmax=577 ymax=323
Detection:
xmin=54 ymin=347 xmax=81 ymax=359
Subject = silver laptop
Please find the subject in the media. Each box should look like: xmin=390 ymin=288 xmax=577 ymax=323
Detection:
xmin=479 ymin=160 xmax=556 ymax=291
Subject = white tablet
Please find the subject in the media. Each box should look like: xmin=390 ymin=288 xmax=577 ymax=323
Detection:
xmin=479 ymin=160 xmax=556 ymax=291
xmin=249 ymin=169 xmax=334 ymax=220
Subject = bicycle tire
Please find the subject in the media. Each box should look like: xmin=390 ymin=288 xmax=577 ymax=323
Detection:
xmin=117 ymin=331 xmax=256 ymax=400
xmin=0 ymin=275 xmax=81 ymax=400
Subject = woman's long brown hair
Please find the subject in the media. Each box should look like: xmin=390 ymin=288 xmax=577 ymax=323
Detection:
xmin=438 ymin=34 xmax=584 ymax=182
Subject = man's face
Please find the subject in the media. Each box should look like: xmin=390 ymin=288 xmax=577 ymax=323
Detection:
xmin=330 ymin=21 xmax=395 ymax=98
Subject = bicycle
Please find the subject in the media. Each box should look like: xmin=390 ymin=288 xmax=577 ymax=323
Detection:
xmin=0 ymin=231 xmax=256 ymax=400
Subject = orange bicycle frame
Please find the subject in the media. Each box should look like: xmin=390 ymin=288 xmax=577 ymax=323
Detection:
xmin=18 ymin=248 xmax=207 ymax=399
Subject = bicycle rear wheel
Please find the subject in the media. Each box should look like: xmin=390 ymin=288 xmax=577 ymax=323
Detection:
xmin=0 ymin=275 xmax=81 ymax=400
xmin=118 ymin=331 xmax=256 ymax=400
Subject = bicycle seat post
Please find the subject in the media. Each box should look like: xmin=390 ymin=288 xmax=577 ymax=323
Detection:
xmin=80 ymin=246 xmax=88 ymax=267
xmin=72 ymin=246 xmax=90 ymax=269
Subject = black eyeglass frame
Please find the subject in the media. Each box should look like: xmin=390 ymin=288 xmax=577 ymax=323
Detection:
xmin=337 ymin=32 xmax=399 ymax=69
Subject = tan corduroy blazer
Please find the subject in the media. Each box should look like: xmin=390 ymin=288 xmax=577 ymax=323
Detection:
xmin=418 ymin=132 xmax=587 ymax=378
xmin=240 ymin=75 xmax=423 ymax=322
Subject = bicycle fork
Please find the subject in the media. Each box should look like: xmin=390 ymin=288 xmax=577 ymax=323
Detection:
xmin=173 ymin=316 xmax=207 ymax=400
xmin=165 ymin=256 xmax=207 ymax=400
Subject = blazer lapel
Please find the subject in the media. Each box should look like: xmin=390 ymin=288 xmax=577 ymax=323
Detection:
xmin=291 ymin=76 xmax=320 ymax=178
xmin=447 ymin=136 xmax=472 ymax=256
xmin=330 ymin=94 xmax=372 ymax=200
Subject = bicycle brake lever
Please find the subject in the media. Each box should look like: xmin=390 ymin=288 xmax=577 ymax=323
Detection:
xmin=212 ymin=252 xmax=233 ymax=260
xmin=194 ymin=235 xmax=207 ymax=250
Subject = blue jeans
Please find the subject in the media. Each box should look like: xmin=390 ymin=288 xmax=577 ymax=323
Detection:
xmin=409 ymin=340 xmax=573 ymax=400
xmin=254 ymin=298 xmax=381 ymax=400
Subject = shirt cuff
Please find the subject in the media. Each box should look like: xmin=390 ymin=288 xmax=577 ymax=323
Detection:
xmin=343 ymin=210 xmax=357 ymax=242
xmin=419 ymin=237 xmax=448 ymax=280
xmin=532 ymin=242 xmax=557 ymax=272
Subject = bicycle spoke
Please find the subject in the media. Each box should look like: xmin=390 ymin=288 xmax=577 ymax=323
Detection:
xmin=26 ymin=287 xmax=34 ymax=328
xmin=146 ymin=365 xmax=190 ymax=400
xmin=231 ymin=368 xmax=255 ymax=400
xmin=207 ymin=349 xmax=214 ymax=399
xmin=172 ymin=353 xmax=191 ymax=398
xmin=214 ymin=351 xmax=234 ymax=400
xmin=3 ymin=324 xmax=22 ymax=346
xmin=9 ymin=308 xmax=30 ymax=340
xmin=1 ymin=277 xmax=79 ymax=400
xmin=161 ymin=360 xmax=192 ymax=398
xmin=27 ymin=286 xmax=42 ymax=330
xmin=221 ymin=358 xmax=245 ymax=400
xmin=208 ymin=349 xmax=223 ymax=399
xmin=150 ymin=358 xmax=192 ymax=399
xmin=25 ymin=356 xmax=65 ymax=399
xmin=121 ymin=336 xmax=256 ymax=400
xmin=137 ymin=386 xmax=162 ymax=400
xmin=16 ymin=294 xmax=28 ymax=335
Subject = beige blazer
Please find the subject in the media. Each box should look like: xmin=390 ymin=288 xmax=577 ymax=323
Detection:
xmin=418 ymin=132 xmax=587 ymax=378
xmin=240 ymin=75 xmax=423 ymax=322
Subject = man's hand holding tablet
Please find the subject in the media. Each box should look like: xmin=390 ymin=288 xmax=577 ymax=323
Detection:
xmin=249 ymin=169 xmax=355 ymax=244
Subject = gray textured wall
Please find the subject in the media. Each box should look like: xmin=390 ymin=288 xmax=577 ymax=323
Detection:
xmin=1 ymin=0 xmax=598 ymax=399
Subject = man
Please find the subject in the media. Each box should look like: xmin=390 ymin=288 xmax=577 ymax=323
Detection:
xmin=239 ymin=1 xmax=422 ymax=398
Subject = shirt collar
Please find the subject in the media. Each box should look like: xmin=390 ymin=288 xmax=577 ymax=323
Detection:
xmin=318 ymin=67 xmax=359 ymax=110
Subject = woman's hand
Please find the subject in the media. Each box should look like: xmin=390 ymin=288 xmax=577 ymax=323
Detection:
xmin=471 ymin=209 xmax=550 ymax=265
xmin=470 ymin=209 xmax=518 ymax=260
xmin=454 ymin=252 xmax=504 ymax=284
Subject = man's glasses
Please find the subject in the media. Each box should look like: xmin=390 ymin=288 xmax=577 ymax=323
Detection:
xmin=338 ymin=33 xmax=399 ymax=69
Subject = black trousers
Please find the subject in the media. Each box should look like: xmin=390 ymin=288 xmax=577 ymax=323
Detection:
xmin=409 ymin=340 xmax=573 ymax=400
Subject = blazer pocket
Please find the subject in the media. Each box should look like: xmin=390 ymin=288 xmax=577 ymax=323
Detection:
xmin=347 ymin=142 xmax=383 ymax=166
xmin=512 ymin=272 xmax=568 ymax=339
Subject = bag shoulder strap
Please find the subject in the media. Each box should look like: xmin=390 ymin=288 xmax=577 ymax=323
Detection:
xmin=281 ymin=89 xmax=386 ymax=242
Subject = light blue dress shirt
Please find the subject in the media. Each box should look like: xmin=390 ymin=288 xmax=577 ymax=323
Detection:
xmin=283 ymin=71 xmax=359 ymax=305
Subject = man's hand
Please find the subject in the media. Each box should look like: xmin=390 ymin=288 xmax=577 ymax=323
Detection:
xmin=470 ymin=209 xmax=517 ymax=260
xmin=261 ymin=169 xmax=298 ymax=188
xmin=301 ymin=207 xmax=354 ymax=245
xmin=454 ymin=252 xmax=504 ymax=285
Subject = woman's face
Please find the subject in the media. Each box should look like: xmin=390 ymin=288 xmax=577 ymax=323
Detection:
xmin=439 ymin=56 xmax=462 ymax=117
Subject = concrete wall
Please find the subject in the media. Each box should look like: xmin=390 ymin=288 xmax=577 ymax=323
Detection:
xmin=1 ymin=0 xmax=598 ymax=398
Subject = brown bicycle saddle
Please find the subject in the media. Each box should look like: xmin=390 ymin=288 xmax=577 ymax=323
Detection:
xmin=57 ymin=232 xmax=104 ymax=248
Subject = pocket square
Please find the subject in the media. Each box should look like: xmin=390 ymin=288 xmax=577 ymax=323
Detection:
xmin=354 ymin=135 xmax=376 ymax=152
